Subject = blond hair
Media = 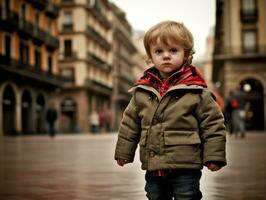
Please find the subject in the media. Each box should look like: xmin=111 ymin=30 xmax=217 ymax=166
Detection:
xmin=143 ymin=20 xmax=195 ymax=64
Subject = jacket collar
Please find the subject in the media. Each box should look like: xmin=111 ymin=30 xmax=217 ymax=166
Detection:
xmin=133 ymin=64 xmax=207 ymax=96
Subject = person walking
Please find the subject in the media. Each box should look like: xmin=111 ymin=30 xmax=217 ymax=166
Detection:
xmin=90 ymin=110 xmax=99 ymax=133
xmin=224 ymin=90 xmax=234 ymax=135
xmin=46 ymin=103 xmax=58 ymax=138
xmin=231 ymin=86 xmax=247 ymax=138
xmin=114 ymin=20 xmax=227 ymax=200
xmin=210 ymin=84 xmax=225 ymax=113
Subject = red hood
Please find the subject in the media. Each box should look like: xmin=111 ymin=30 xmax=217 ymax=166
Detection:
xmin=136 ymin=65 xmax=207 ymax=96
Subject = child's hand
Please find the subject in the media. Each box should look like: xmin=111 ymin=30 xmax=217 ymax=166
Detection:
xmin=206 ymin=162 xmax=221 ymax=171
xmin=116 ymin=159 xmax=129 ymax=166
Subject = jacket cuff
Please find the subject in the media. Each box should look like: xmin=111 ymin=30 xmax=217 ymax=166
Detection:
xmin=114 ymin=137 xmax=137 ymax=162
xmin=203 ymin=156 xmax=227 ymax=167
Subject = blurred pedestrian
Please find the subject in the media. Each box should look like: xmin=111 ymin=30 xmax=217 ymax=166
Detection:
xmin=99 ymin=111 xmax=106 ymax=132
xmin=114 ymin=21 xmax=227 ymax=200
xmin=231 ymin=85 xmax=248 ymax=138
xmin=224 ymin=90 xmax=234 ymax=135
xmin=46 ymin=103 xmax=58 ymax=138
xmin=210 ymin=84 xmax=225 ymax=113
xmin=90 ymin=110 xmax=99 ymax=133
xmin=105 ymin=110 xmax=111 ymax=132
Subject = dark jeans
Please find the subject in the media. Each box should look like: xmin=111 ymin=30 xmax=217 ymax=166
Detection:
xmin=91 ymin=125 xmax=99 ymax=133
xmin=48 ymin=123 xmax=55 ymax=137
xmin=232 ymin=109 xmax=245 ymax=138
xmin=145 ymin=169 xmax=202 ymax=200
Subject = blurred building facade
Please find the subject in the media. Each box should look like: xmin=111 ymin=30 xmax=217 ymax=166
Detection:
xmin=110 ymin=3 xmax=137 ymax=130
xmin=213 ymin=0 xmax=266 ymax=129
xmin=195 ymin=27 xmax=226 ymax=112
xmin=58 ymin=0 xmax=113 ymax=132
xmin=57 ymin=0 xmax=138 ymax=132
xmin=0 ymin=0 xmax=66 ymax=136
xmin=0 ymin=0 xmax=148 ymax=135
xmin=195 ymin=27 xmax=215 ymax=86
xmin=132 ymin=30 xmax=147 ymax=79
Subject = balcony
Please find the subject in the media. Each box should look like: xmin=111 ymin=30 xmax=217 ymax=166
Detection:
xmin=0 ymin=54 xmax=68 ymax=87
xmin=18 ymin=18 xmax=34 ymax=39
xmin=59 ymin=0 xmax=75 ymax=7
xmin=0 ymin=8 xmax=19 ymax=32
xmin=240 ymin=9 xmax=258 ymax=23
xmin=24 ymin=0 xmax=48 ymax=10
xmin=86 ymin=5 xmax=111 ymax=29
xmin=86 ymin=26 xmax=111 ymax=50
xmin=85 ymin=79 xmax=112 ymax=95
xmin=61 ymin=51 xmax=78 ymax=61
xmin=17 ymin=17 xmax=59 ymax=50
xmin=96 ymin=14 xmax=111 ymax=29
xmin=32 ymin=26 xmax=47 ymax=45
xmin=45 ymin=33 xmax=59 ymax=50
xmin=61 ymin=0 xmax=74 ymax=3
xmin=118 ymin=72 xmax=135 ymax=86
xmin=62 ymin=24 xmax=73 ymax=33
xmin=87 ymin=52 xmax=111 ymax=71
xmin=45 ymin=3 xmax=59 ymax=18
xmin=214 ymin=45 xmax=266 ymax=60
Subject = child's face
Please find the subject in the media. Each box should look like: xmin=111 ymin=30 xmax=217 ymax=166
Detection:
xmin=150 ymin=40 xmax=186 ymax=79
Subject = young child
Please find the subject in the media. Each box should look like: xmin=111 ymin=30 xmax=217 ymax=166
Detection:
xmin=114 ymin=20 xmax=227 ymax=200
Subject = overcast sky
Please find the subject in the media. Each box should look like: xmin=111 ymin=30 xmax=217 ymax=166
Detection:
xmin=109 ymin=0 xmax=216 ymax=59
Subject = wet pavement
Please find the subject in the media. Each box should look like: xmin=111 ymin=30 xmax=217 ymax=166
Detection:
xmin=0 ymin=132 xmax=266 ymax=200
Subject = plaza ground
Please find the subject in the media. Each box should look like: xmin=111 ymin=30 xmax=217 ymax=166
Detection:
xmin=0 ymin=131 xmax=266 ymax=200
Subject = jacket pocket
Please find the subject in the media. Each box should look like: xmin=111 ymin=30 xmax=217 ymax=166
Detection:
xmin=139 ymin=129 xmax=148 ymax=146
xmin=164 ymin=130 xmax=201 ymax=145
xmin=163 ymin=130 xmax=202 ymax=164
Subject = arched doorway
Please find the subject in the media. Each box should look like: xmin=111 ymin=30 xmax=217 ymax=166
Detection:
xmin=60 ymin=98 xmax=77 ymax=133
xmin=21 ymin=90 xmax=32 ymax=134
xmin=2 ymin=85 xmax=16 ymax=135
xmin=36 ymin=94 xmax=45 ymax=133
xmin=240 ymin=79 xmax=264 ymax=130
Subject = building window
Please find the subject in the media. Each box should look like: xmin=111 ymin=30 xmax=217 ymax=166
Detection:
xmin=47 ymin=53 xmax=53 ymax=74
xmin=242 ymin=0 xmax=256 ymax=11
xmin=20 ymin=3 xmax=27 ymax=27
xmin=21 ymin=3 xmax=26 ymax=19
xmin=62 ymin=11 xmax=73 ymax=31
xmin=89 ymin=0 xmax=96 ymax=7
xmin=64 ymin=40 xmax=72 ymax=57
xmin=3 ymin=0 xmax=11 ymax=19
xmin=4 ymin=34 xmax=11 ymax=59
xmin=34 ymin=11 xmax=40 ymax=35
xmin=47 ymin=18 xmax=52 ymax=35
xmin=240 ymin=0 xmax=257 ymax=23
xmin=34 ymin=48 xmax=41 ymax=71
xmin=61 ymin=68 xmax=75 ymax=83
xmin=19 ymin=40 xmax=29 ymax=65
xmin=88 ymin=0 xmax=101 ymax=12
xmin=242 ymin=29 xmax=257 ymax=53
xmin=35 ymin=11 xmax=40 ymax=28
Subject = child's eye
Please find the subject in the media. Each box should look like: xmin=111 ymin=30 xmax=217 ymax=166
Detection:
xmin=155 ymin=49 xmax=163 ymax=54
xmin=170 ymin=48 xmax=178 ymax=53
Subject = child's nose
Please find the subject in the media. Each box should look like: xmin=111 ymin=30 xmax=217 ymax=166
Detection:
xmin=163 ymin=52 xmax=170 ymax=59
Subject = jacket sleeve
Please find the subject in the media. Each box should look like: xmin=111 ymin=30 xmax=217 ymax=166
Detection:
xmin=114 ymin=93 xmax=141 ymax=162
xmin=195 ymin=90 xmax=227 ymax=167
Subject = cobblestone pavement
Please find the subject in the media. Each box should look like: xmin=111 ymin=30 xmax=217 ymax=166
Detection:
xmin=0 ymin=132 xmax=266 ymax=200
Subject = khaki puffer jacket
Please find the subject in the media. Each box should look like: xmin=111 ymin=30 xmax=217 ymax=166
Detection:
xmin=114 ymin=84 xmax=227 ymax=171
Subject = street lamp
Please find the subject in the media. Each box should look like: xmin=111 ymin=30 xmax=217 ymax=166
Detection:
xmin=243 ymin=83 xmax=251 ymax=92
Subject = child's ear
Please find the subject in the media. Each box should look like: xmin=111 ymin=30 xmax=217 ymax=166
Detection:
xmin=184 ymin=50 xmax=190 ymax=58
xmin=147 ymin=59 xmax=154 ymax=67
xmin=184 ymin=50 xmax=193 ymax=64
xmin=145 ymin=56 xmax=154 ymax=67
